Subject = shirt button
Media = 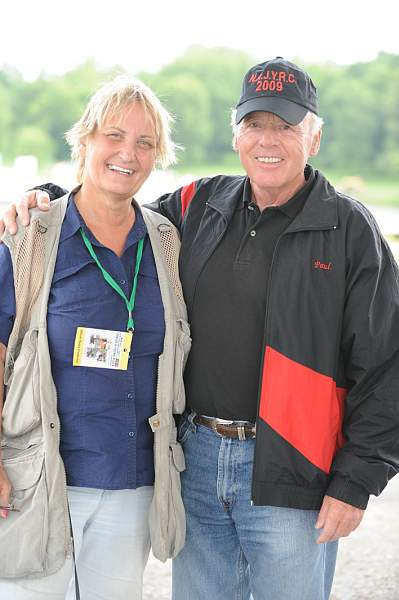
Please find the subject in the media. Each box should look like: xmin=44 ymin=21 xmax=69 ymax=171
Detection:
xmin=128 ymin=431 xmax=135 ymax=437
xmin=250 ymin=230 xmax=256 ymax=237
xmin=127 ymin=393 xmax=133 ymax=399
xmin=248 ymin=205 xmax=255 ymax=211
xmin=120 ymin=279 xmax=126 ymax=285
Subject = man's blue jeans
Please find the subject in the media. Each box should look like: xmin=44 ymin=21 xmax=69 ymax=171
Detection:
xmin=172 ymin=411 xmax=338 ymax=600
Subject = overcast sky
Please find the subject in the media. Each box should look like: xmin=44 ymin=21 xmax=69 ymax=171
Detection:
xmin=1 ymin=0 xmax=398 ymax=80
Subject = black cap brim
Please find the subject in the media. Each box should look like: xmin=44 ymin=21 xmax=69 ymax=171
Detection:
xmin=235 ymin=96 xmax=309 ymax=125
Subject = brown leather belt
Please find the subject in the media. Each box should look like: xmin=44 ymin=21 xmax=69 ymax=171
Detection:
xmin=194 ymin=415 xmax=256 ymax=440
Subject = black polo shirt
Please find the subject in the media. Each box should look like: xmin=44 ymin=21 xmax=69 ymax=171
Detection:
xmin=184 ymin=169 xmax=315 ymax=422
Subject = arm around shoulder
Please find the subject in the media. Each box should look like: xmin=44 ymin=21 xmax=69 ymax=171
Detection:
xmin=0 ymin=183 xmax=68 ymax=235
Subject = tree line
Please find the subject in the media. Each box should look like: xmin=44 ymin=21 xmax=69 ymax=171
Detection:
xmin=0 ymin=46 xmax=398 ymax=176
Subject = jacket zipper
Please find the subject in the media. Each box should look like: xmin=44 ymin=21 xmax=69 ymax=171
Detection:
xmin=250 ymin=223 xmax=338 ymax=504
xmin=187 ymin=202 xmax=228 ymax=314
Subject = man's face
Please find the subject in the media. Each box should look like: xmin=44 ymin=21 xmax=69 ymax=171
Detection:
xmin=234 ymin=111 xmax=321 ymax=205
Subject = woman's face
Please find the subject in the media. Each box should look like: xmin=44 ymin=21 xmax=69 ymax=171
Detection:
xmin=80 ymin=102 xmax=157 ymax=202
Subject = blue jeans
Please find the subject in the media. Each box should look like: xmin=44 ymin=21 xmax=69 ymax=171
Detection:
xmin=0 ymin=486 xmax=153 ymax=600
xmin=172 ymin=411 xmax=338 ymax=600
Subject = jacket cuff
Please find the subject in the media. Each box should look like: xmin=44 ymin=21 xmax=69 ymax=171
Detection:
xmin=28 ymin=183 xmax=68 ymax=201
xmin=326 ymin=475 xmax=369 ymax=509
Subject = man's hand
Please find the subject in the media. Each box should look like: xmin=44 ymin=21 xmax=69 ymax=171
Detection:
xmin=0 ymin=466 xmax=12 ymax=519
xmin=315 ymin=495 xmax=365 ymax=543
xmin=0 ymin=190 xmax=50 ymax=236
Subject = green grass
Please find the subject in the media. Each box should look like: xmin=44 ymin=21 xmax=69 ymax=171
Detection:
xmin=323 ymin=171 xmax=399 ymax=207
xmin=357 ymin=180 xmax=399 ymax=207
xmin=172 ymin=163 xmax=399 ymax=207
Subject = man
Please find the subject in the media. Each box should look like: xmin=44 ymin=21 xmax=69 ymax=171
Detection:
xmin=2 ymin=57 xmax=399 ymax=600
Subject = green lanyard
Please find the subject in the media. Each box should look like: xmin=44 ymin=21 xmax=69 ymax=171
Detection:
xmin=80 ymin=228 xmax=144 ymax=331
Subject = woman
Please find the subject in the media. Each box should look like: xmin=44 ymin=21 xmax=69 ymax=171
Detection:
xmin=0 ymin=76 xmax=190 ymax=599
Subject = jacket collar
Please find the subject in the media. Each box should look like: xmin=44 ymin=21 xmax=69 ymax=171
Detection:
xmin=206 ymin=175 xmax=247 ymax=222
xmin=205 ymin=167 xmax=339 ymax=231
xmin=286 ymin=168 xmax=339 ymax=231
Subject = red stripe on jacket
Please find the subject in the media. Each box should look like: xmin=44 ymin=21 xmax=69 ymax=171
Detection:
xmin=259 ymin=346 xmax=346 ymax=473
xmin=180 ymin=182 xmax=196 ymax=217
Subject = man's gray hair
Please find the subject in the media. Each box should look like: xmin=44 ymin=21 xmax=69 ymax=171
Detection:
xmin=230 ymin=109 xmax=323 ymax=148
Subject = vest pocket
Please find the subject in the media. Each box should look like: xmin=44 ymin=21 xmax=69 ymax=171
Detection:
xmin=3 ymin=329 xmax=41 ymax=446
xmin=0 ymin=447 xmax=49 ymax=577
xmin=172 ymin=319 xmax=192 ymax=413
xmin=148 ymin=427 xmax=186 ymax=561
xmin=167 ymin=439 xmax=186 ymax=556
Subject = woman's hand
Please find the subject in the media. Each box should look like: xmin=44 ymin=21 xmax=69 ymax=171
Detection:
xmin=0 ymin=466 xmax=12 ymax=519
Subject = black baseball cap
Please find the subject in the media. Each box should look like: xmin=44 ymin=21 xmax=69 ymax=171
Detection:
xmin=235 ymin=57 xmax=318 ymax=125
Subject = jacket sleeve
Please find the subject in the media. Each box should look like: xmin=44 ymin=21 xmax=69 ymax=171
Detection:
xmin=327 ymin=206 xmax=399 ymax=509
xmin=144 ymin=180 xmax=199 ymax=234
xmin=29 ymin=183 xmax=68 ymax=200
xmin=35 ymin=180 xmax=200 ymax=229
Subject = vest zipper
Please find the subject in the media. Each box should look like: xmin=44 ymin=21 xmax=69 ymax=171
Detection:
xmin=53 ymin=385 xmax=73 ymax=559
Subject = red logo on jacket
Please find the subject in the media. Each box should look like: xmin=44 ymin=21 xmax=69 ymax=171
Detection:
xmin=313 ymin=259 xmax=333 ymax=271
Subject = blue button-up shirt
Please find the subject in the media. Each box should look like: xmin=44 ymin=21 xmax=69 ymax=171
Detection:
xmin=0 ymin=195 xmax=165 ymax=489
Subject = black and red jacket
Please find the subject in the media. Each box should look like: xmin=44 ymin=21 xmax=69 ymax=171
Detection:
xmin=147 ymin=167 xmax=399 ymax=510
xmin=41 ymin=168 xmax=399 ymax=510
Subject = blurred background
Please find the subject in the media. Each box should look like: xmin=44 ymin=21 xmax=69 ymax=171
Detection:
xmin=1 ymin=1 xmax=398 ymax=598
xmin=1 ymin=0 xmax=398 ymax=215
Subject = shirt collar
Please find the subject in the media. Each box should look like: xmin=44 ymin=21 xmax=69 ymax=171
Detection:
xmin=240 ymin=179 xmax=254 ymax=210
xmin=241 ymin=164 xmax=315 ymax=219
xmin=278 ymin=166 xmax=315 ymax=219
xmin=125 ymin=201 xmax=147 ymax=249
xmin=58 ymin=192 xmax=83 ymax=243
xmin=59 ymin=192 xmax=147 ymax=250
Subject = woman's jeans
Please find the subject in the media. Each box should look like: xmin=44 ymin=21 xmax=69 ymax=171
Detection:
xmin=173 ymin=411 xmax=338 ymax=600
xmin=0 ymin=485 xmax=153 ymax=600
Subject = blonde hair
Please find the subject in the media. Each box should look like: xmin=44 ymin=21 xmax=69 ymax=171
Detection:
xmin=66 ymin=76 xmax=177 ymax=183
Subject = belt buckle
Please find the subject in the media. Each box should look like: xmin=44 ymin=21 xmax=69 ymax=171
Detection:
xmin=237 ymin=425 xmax=246 ymax=441
xmin=211 ymin=419 xmax=223 ymax=437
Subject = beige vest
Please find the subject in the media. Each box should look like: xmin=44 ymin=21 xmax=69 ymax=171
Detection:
xmin=1 ymin=195 xmax=190 ymax=578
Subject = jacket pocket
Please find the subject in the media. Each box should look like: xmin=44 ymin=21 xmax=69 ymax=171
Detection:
xmin=172 ymin=319 xmax=191 ymax=413
xmin=0 ymin=447 xmax=49 ymax=578
xmin=3 ymin=329 xmax=41 ymax=448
